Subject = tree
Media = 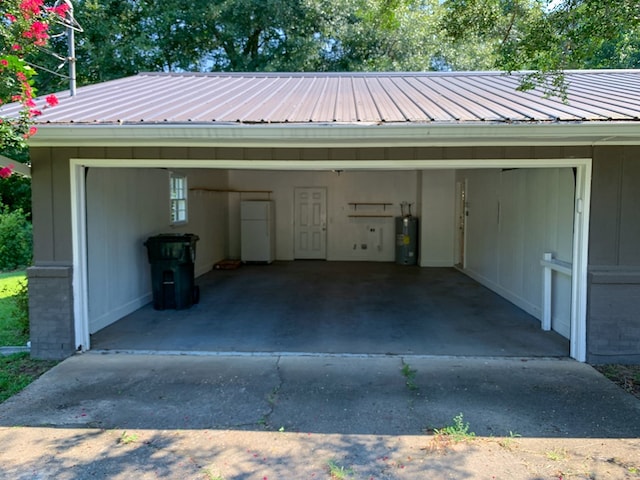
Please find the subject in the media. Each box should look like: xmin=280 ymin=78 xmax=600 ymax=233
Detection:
xmin=440 ymin=0 xmax=640 ymax=95
xmin=1 ymin=0 xmax=66 ymax=160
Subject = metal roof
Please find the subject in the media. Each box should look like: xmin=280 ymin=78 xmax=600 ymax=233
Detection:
xmin=5 ymin=70 xmax=640 ymax=126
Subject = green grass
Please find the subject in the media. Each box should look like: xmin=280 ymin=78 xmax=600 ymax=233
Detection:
xmin=326 ymin=460 xmax=354 ymax=479
xmin=0 ymin=270 xmax=28 ymax=346
xmin=0 ymin=352 xmax=57 ymax=403
xmin=433 ymin=413 xmax=476 ymax=443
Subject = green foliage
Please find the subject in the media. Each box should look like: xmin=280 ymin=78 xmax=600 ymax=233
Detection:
xmin=0 ymin=352 xmax=56 ymax=404
xmin=0 ymin=169 xmax=31 ymax=219
xmin=327 ymin=459 xmax=354 ymax=479
xmin=12 ymin=280 xmax=29 ymax=339
xmin=440 ymin=0 xmax=640 ymax=95
xmin=32 ymin=0 xmax=509 ymax=94
xmin=0 ymin=205 xmax=32 ymax=271
xmin=24 ymin=0 xmax=640 ymax=97
xmin=0 ymin=271 xmax=28 ymax=346
xmin=433 ymin=413 xmax=476 ymax=442
xmin=401 ymin=362 xmax=419 ymax=391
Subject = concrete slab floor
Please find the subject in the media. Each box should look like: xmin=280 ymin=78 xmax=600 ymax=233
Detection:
xmin=91 ymin=262 xmax=569 ymax=357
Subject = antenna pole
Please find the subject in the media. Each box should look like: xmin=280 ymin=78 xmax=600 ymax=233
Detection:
xmin=66 ymin=0 xmax=76 ymax=96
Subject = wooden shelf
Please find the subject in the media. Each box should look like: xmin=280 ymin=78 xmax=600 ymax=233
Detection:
xmin=348 ymin=202 xmax=393 ymax=210
xmin=190 ymin=188 xmax=272 ymax=195
xmin=348 ymin=202 xmax=394 ymax=218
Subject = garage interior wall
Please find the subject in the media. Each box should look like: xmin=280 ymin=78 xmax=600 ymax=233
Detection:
xmin=458 ymin=168 xmax=575 ymax=338
xmin=86 ymin=167 xmax=228 ymax=333
xmin=84 ymin=164 xmax=575 ymax=339
xmin=226 ymin=169 xmax=419 ymax=262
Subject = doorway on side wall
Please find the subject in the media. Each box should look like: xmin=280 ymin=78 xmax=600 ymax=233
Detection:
xmin=455 ymin=179 xmax=467 ymax=268
xmin=294 ymin=187 xmax=327 ymax=259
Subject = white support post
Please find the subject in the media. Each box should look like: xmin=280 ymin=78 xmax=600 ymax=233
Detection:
xmin=541 ymin=253 xmax=553 ymax=331
xmin=540 ymin=252 xmax=573 ymax=333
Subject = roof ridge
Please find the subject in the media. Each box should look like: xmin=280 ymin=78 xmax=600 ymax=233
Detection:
xmin=138 ymin=69 xmax=640 ymax=79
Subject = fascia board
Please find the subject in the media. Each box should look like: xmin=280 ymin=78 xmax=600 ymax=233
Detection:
xmin=0 ymin=155 xmax=31 ymax=177
xmin=27 ymin=122 xmax=640 ymax=148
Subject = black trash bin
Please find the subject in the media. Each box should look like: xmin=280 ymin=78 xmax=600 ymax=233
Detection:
xmin=144 ymin=234 xmax=200 ymax=310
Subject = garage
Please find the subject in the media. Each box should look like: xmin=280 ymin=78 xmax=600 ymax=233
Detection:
xmin=25 ymin=70 xmax=640 ymax=361
xmin=77 ymin=160 xmax=580 ymax=358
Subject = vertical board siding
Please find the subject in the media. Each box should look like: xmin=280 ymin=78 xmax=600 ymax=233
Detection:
xmin=86 ymin=167 xmax=228 ymax=333
xmin=458 ymin=168 xmax=574 ymax=337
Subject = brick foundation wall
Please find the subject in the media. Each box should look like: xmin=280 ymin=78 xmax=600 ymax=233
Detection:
xmin=28 ymin=266 xmax=76 ymax=360
xmin=587 ymin=268 xmax=640 ymax=364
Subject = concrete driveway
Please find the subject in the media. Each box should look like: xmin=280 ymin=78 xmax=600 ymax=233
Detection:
xmin=0 ymin=353 xmax=638 ymax=479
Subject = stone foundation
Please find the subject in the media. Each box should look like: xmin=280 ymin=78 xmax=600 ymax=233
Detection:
xmin=27 ymin=266 xmax=76 ymax=360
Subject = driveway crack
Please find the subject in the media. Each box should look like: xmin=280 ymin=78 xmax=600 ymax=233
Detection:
xmin=259 ymin=355 xmax=283 ymax=430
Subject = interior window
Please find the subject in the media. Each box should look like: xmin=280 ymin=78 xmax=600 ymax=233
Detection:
xmin=170 ymin=173 xmax=188 ymax=224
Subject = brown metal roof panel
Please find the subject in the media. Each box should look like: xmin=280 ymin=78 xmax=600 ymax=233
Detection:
xmin=89 ymin=75 xmax=204 ymax=122
xmin=260 ymin=77 xmax=315 ymax=122
xmin=229 ymin=76 xmax=299 ymax=123
xmin=194 ymin=76 xmax=280 ymax=122
xmin=395 ymin=77 xmax=461 ymax=121
xmin=43 ymin=74 xmax=206 ymax=123
xmin=443 ymin=76 xmax=538 ymax=121
xmin=462 ymin=75 xmax=580 ymax=121
xmin=333 ymin=76 xmax=359 ymax=122
xmin=310 ymin=77 xmax=340 ymax=122
xmin=279 ymin=77 xmax=329 ymax=122
xmin=568 ymin=72 xmax=640 ymax=96
xmin=480 ymin=75 xmax=613 ymax=120
xmin=31 ymin=75 xmax=156 ymax=122
xmin=182 ymin=76 xmax=262 ymax=121
xmin=561 ymin=74 xmax=640 ymax=117
xmin=351 ymin=77 xmax=382 ymax=122
xmin=112 ymin=75 xmax=222 ymax=122
xmin=159 ymin=76 xmax=252 ymax=121
xmin=416 ymin=76 xmax=506 ymax=121
xmin=372 ymin=77 xmax=429 ymax=121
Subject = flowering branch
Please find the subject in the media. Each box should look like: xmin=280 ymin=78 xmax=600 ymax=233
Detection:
xmin=1 ymin=0 xmax=67 ymax=169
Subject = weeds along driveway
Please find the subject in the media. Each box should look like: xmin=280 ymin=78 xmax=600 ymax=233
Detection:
xmin=1 ymin=354 xmax=639 ymax=479
xmin=0 ymin=353 xmax=638 ymax=438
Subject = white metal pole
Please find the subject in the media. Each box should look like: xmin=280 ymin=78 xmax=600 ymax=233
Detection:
xmin=66 ymin=1 xmax=76 ymax=96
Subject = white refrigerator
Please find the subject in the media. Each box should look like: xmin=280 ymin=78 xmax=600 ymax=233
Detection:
xmin=240 ymin=200 xmax=275 ymax=263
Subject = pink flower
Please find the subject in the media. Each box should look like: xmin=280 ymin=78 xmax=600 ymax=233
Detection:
xmin=19 ymin=0 xmax=44 ymax=18
xmin=23 ymin=126 xmax=38 ymax=138
xmin=23 ymin=21 xmax=49 ymax=46
xmin=0 ymin=59 xmax=8 ymax=67
xmin=0 ymin=165 xmax=15 ymax=179
xmin=47 ymin=3 xmax=69 ymax=17
xmin=45 ymin=94 xmax=59 ymax=107
xmin=5 ymin=13 xmax=17 ymax=22
xmin=12 ymin=44 xmax=22 ymax=51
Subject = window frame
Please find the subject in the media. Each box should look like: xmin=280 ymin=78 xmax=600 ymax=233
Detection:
xmin=169 ymin=172 xmax=188 ymax=225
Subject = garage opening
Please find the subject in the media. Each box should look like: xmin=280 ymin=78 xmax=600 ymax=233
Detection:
xmin=71 ymin=158 xmax=590 ymax=360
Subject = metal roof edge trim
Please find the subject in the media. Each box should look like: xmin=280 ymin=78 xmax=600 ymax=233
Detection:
xmin=27 ymin=122 xmax=640 ymax=148
xmin=138 ymin=69 xmax=640 ymax=78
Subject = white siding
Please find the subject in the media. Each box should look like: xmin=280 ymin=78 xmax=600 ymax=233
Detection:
xmin=458 ymin=168 xmax=574 ymax=337
xmin=228 ymin=170 xmax=419 ymax=262
xmin=420 ymin=170 xmax=456 ymax=266
xmin=86 ymin=168 xmax=228 ymax=333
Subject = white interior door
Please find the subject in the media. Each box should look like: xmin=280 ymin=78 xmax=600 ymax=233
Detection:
xmin=294 ymin=187 xmax=327 ymax=259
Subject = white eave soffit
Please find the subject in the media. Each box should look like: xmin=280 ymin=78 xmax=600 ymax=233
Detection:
xmin=26 ymin=122 xmax=640 ymax=148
